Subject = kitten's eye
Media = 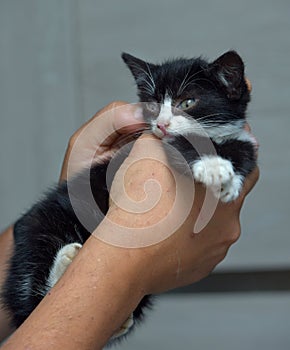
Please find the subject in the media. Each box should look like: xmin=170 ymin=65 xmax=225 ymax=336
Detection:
xmin=178 ymin=98 xmax=197 ymax=110
xmin=145 ymin=102 xmax=159 ymax=114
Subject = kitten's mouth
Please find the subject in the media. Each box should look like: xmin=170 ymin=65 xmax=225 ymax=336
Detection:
xmin=157 ymin=123 xmax=168 ymax=136
xmin=152 ymin=121 xmax=171 ymax=138
xmin=152 ymin=126 xmax=174 ymax=140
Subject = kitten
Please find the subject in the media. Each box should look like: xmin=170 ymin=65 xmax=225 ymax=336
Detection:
xmin=1 ymin=51 xmax=256 ymax=343
xmin=122 ymin=51 xmax=256 ymax=202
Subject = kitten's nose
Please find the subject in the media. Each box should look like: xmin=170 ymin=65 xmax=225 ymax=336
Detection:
xmin=157 ymin=122 xmax=169 ymax=135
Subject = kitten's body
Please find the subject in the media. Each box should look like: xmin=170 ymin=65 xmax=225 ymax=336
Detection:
xmin=1 ymin=51 xmax=256 ymax=342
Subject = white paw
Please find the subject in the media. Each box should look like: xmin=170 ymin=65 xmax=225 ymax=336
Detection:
xmin=47 ymin=243 xmax=82 ymax=289
xmin=57 ymin=242 xmax=82 ymax=266
xmin=219 ymin=174 xmax=243 ymax=202
xmin=192 ymin=156 xmax=243 ymax=202
xmin=111 ymin=313 xmax=134 ymax=339
xmin=192 ymin=156 xmax=234 ymax=187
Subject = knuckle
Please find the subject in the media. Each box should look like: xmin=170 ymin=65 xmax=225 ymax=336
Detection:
xmin=68 ymin=135 xmax=76 ymax=149
xmin=220 ymin=223 xmax=241 ymax=247
xmin=227 ymin=229 xmax=241 ymax=245
xmin=68 ymin=133 xmax=79 ymax=148
xmin=109 ymin=100 xmax=127 ymax=109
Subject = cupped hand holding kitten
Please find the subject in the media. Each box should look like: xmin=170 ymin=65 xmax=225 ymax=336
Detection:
xmin=61 ymin=100 xmax=259 ymax=294
xmin=1 ymin=100 xmax=259 ymax=349
xmin=98 ymin=129 xmax=259 ymax=296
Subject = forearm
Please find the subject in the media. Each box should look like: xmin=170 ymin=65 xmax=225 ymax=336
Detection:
xmin=0 ymin=131 xmax=258 ymax=348
xmin=2 ymin=235 xmax=145 ymax=350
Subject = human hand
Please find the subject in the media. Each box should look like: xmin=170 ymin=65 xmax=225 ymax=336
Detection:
xmin=61 ymin=97 xmax=259 ymax=296
xmin=0 ymin=100 xmax=258 ymax=349
xmin=95 ymin=134 xmax=259 ymax=295
xmin=59 ymin=101 xmax=145 ymax=182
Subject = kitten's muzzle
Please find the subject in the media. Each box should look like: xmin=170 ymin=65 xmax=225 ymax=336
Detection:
xmin=157 ymin=122 xmax=169 ymax=136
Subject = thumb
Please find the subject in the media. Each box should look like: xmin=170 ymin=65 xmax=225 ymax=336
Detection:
xmin=95 ymin=102 xmax=145 ymax=148
xmin=128 ymin=133 xmax=168 ymax=163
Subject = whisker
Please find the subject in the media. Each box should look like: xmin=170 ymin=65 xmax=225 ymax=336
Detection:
xmin=140 ymin=86 xmax=155 ymax=95
xmin=193 ymin=78 xmax=217 ymax=90
xmin=130 ymin=63 xmax=156 ymax=94
xmin=195 ymin=112 xmax=240 ymax=120
xmin=177 ymin=67 xmax=192 ymax=96
xmin=180 ymin=81 xmax=205 ymax=93
xmin=145 ymin=63 xmax=156 ymax=89
xmin=178 ymin=68 xmax=207 ymax=95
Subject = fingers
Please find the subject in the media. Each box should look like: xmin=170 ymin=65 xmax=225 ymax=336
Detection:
xmin=244 ymin=123 xmax=259 ymax=153
xmin=245 ymin=78 xmax=252 ymax=92
xmin=244 ymin=123 xmax=251 ymax=132
xmin=78 ymin=102 xmax=146 ymax=148
xmin=101 ymin=104 xmax=146 ymax=148
xmin=240 ymin=166 xmax=260 ymax=198
xmin=110 ymin=102 xmax=145 ymax=134
xmin=61 ymin=102 xmax=146 ymax=181
xmin=127 ymin=133 xmax=168 ymax=162
xmin=69 ymin=101 xmax=145 ymax=149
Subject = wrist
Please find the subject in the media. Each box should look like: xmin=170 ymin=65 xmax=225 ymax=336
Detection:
xmin=92 ymin=223 xmax=150 ymax=296
xmin=4 ymin=235 xmax=147 ymax=350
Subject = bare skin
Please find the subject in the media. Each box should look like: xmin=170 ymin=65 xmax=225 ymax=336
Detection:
xmin=0 ymin=101 xmax=259 ymax=349
xmin=0 ymin=226 xmax=13 ymax=340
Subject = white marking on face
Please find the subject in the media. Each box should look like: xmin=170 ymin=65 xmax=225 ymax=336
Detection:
xmin=152 ymin=97 xmax=205 ymax=139
xmin=157 ymin=96 xmax=172 ymax=125
xmin=151 ymin=96 xmax=249 ymax=145
xmin=152 ymin=96 xmax=173 ymax=138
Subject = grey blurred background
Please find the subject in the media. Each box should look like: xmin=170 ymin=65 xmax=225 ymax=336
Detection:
xmin=0 ymin=0 xmax=289 ymax=349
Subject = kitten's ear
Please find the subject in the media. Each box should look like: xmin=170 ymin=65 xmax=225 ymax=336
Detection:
xmin=122 ymin=52 xmax=155 ymax=83
xmin=210 ymin=51 xmax=245 ymax=100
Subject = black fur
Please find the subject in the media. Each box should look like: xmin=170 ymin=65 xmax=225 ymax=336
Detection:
xmin=122 ymin=51 xmax=256 ymax=178
xmin=2 ymin=164 xmax=108 ymax=327
xmin=1 ymin=51 xmax=256 ymax=342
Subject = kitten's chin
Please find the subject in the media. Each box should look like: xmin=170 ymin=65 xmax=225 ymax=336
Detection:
xmin=152 ymin=128 xmax=165 ymax=139
xmin=152 ymin=126 xmax=175 ymax=140
xmin=152 ymin=131 xmax=175 ymax=144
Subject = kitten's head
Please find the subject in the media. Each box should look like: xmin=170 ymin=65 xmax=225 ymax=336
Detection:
xmin=122 ymin=51 xmax=250 ymax=141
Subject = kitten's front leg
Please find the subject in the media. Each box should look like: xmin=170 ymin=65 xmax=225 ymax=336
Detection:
xmin=192 ymin=155 xmax=244 ymax=202
xmin=47 ymin=242 xmax=82 ymax=289
xmin=47 ymin=242 xmax=135 ymax=342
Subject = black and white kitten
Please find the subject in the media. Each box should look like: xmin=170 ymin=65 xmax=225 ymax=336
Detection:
xmin=1 ymin=51 xmax=256 ymax=342
xmin=122 ymin=51 xmax=256 ymax=202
